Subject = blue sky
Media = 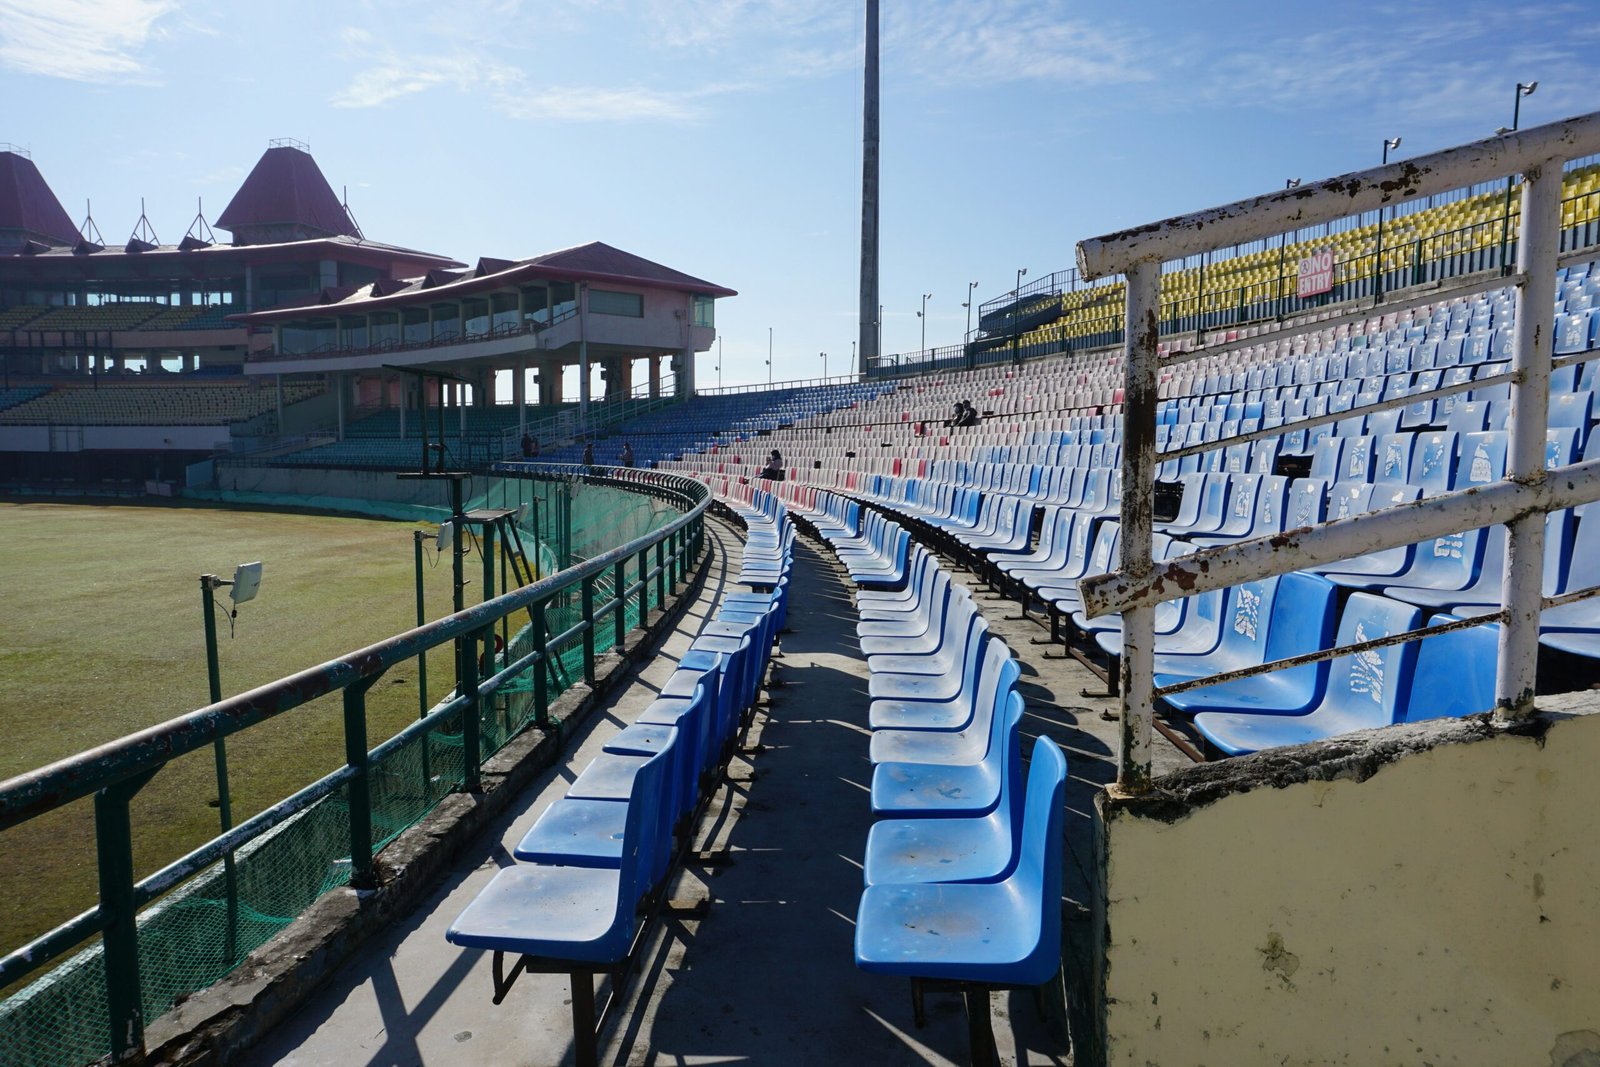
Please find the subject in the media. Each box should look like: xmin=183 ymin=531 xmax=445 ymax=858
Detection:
xmin=3 ymin=0 xmax=1599 ymax=385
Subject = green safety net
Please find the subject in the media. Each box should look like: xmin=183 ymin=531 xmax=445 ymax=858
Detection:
xmin=0 ymin=474 xmax=684 ymax=1067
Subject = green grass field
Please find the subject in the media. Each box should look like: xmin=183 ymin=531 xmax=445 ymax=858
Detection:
xmin=0 ymin=501 xmax=464 ymax=965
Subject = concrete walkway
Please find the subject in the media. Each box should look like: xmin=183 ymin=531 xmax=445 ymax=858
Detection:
xmin=246 ymin=518 xmax=1187 ymax=1066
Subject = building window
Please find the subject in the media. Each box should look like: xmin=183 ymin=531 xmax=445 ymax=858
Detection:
xmin=693 ymin=294 xmax=714 ymax=328
xmin=590 ymin=289 xmax=644 ymax=317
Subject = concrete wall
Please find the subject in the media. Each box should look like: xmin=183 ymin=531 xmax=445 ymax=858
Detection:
xmin=1093 ymin=699 xmax=1600 ymax=1066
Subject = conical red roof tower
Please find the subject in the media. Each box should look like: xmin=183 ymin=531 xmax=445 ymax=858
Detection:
xmin=217 ymin=141 xmax=359 ymax=245
xmin=0 ymin=148 xmax=79 ymax=252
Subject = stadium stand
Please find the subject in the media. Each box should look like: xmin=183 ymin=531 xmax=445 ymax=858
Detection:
xmin=652 ymin=255 xmax=1600 ymax=760
xmin=0 ymin=380 xmax=323 ymax=425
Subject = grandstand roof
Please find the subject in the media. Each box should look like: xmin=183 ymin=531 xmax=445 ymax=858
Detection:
xmin=1 ymin=233 xmax=462 ymax=272
xmin=0 ymin=150 xmax=78 ymax=249
xmin=233 ymin=240 xmax=737 ymax=323
xmin=217 ymin=145 xmax=360 ymax=242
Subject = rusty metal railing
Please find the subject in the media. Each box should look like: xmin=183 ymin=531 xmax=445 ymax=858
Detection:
xmin=1075 ymin=110 xmax=1600 ymax=793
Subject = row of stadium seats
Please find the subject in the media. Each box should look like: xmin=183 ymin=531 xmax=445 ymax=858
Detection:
xmin=0 ymin=303 xmax=235 ymax=332
xmin=445 ymin=488 xmax=793 ymax=1067
xmin=995 ymin=164 xmax=1600 ymax=356
xmin=0 ymin=380 xmax=322 ymax=426
xmin=659 ymin=259 xmax=1600 ymax=757
xmin=789 ymin=487 xmax=1065 ymax=1063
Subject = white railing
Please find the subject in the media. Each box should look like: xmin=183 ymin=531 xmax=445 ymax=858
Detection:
xmin=1074 ymin=110 xmax=1600 ymax=793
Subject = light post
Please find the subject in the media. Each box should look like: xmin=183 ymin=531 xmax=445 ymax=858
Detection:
xmin=1499 ymin=81 xmax=1538 ymax=273
xmin=767 ymin=326 xmax=773 ymax=385
xmin=962 ymin=280 xmax=979 ymax=369
xmin=820 ymin=351 xmax=828 ymax=379
xmin=716 ymin=335 xmax=722 ymax=390
xmin=918 ymin=292 xmax=932 ymax=359
xmin=1011 ymin=268 xmax=1027 ymax=366
xmin=1277 ymin=178 xmax=1301 ymax=319
xmin=199 ymin=561 xmax=262 ymax=966
xmin=1375 ymin=137 xmax=1402 ymax=301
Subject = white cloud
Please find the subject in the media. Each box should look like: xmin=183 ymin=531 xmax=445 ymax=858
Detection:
xmin=0 ymin=0 xmax=177 ymax=83
xmin=497 ymin=85 xmax=704 ymax=123
xmin=331 ymin=51 xmax=524 ymax=109
xmin=1185 ymin=4 xmax=1599 ymax=131
xmin=888 ymin=3 xmax=1150 ymax=88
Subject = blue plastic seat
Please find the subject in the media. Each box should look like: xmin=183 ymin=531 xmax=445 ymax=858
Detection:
xmin=996 ymin=508 xmax=1084 ymax=583
xmin=1400 ymin=615 xmax=1500 ymax=722
xmin=865 ymin=594 xmax=980 ymax=677
xmin=871 ymin=629 xmax=1009 ymax=731
xmin=447 ymin=733 xmax=676 ymax=964
xmin=856 ymin=548 xmax=937 ymax=613
xmin=868 ymin=611 xmax=989 ymax=703
xmin=862 ymin=730 xmax=1065 ymax=889
xmin=1155 ymin=573 xmax=1337 ymax=716
xmin=1183 ymin=474 xmax=1290 ymax=548
xmin=1192 ymin=594 xmax=1423 ymax=756
xmin=857 ymin=579 xmax=965 ymax=655
xmin=870 ymin=650 xmax=1021 ymax=764
xmin=855 ymin=737 xmax=1066 ymax=984
xmin=870 ymin=693 xmax=1022 ymax=817
xmin=856 ymin=562 xmax=947 ymax=628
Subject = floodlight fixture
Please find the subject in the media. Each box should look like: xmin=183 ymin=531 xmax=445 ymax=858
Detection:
xmin=437 ymin=520 xmax=455 ymax=551
xmin=514 ymin=502 xmax=530 ymax=526
xmin=229 ymin=562 xmax=263 ymax=605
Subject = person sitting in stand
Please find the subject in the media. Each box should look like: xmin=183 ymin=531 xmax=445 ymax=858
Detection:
xmin=759 ymin=449 xmax=785 ymax=481
xmin=520 ymin=432 xmax=534 ymax=458
xmin=620 ymin=441 xmax=635 ymax=468
xmin=582 ymin=440 xmax=595 ymax=472
xmin=945 ymin=400 xmax=964 ymax=428
xmin=956 ymin=400 xmax=980 ymax=427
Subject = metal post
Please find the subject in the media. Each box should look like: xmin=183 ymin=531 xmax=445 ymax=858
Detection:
xmin=343 ymin=674 xmax=380 ymax=887
xmin=413 ymin=532 xmax=429 ymax=719
xmin=532 ymin=600 xmax=550 ymax=728
xmin=655 ymin=540 xmax=667 ymax=607
xmin=581 ymin=575 xmax=596 ymax=684
xmin=638 ymin=547 xmax=652 ymax=620
xmin=199 ymin=576 xmax=239 ymax=965
xmin=1115 ymin=260 xmax=1161 ymax=794
xmin=613 ymin=559 xmax=627 ymax=650
xmin=1376 ymin=138 xmax=1402 ymax=302
xmin=481 ymin=521 xmax=497 ymax=605
xmin=96 ymin=767 xmax=160 ymax=1062
xmin=460 ymin=627 xmax=482 ymax=792
xmin=1500 ymin=82 xmax=1538 ymax=273
xmin=1496 ymin=159 xmax=1559 ymax=719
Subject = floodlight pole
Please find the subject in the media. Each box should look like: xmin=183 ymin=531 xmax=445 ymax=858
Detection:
xmin=199 ymin=575 xmax=240 ymax=965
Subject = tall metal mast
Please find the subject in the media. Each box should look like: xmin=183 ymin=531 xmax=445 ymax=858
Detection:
xmin=857 ymin=0 xmax=880 ymax=374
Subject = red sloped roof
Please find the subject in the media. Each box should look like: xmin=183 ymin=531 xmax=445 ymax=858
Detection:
xmin=217 ymin=145 xmax=358 ymax=238
xmin=527 ymin=241 xmax=734 ymax=296
xmin=0 ymin=151 xmax=79 ymax=245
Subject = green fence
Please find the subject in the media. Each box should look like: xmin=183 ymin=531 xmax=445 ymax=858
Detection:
xmin=0 ymin=467 xmax=706 ymax=1067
